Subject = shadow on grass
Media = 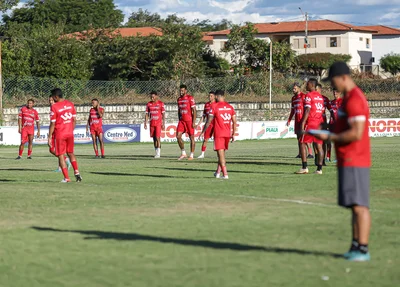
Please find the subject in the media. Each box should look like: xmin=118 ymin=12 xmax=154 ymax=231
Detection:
xmin=0 ymin=179 xmax=16 ymax=182
xmin=31 ymin=226 xmax=342 ymax=258
xmin=89 ymin=171 xmax=186 ymax=179
xmin=78 ymin=155 xmax=177 ymax=160
xmin=152 ymin=167 xmax=287 ymax=175
xmin=0 ymin=168 xmax=51 ymax=172
xmin=229 ymin=161 xmax=300 ymax=167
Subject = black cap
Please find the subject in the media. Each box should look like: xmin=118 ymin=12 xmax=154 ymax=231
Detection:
xmin=322 ymin=61 xmax=350 ymax=82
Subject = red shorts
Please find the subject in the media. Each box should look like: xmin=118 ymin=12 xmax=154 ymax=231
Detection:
xmin=49 ymin=134 xmax=56 ymax=153
xmin=90 ymin=125 xmax=103 ymax=136
xmin=177 ymin=120 xmax=194 ymax=136
xmin=21 ymin=128 xmax=34 ymax=144
xmin=214 ymin=137 xmax=230 ymax=151
xmin=150 ymin=125 xmax=162 ymax=138
xmin=55 ymin=135 xmax=74 ymax=156
xmin=204 ymin=124 xmax=214 ymax=140
xmin=300 ymin=124 xmax=323 ymax=145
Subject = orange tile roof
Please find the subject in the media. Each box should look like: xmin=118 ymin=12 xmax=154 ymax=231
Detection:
xmin=359 ymin=25 xmax=400 ymax=35
xmin=208 ymin=20 xmax=377 ymax=36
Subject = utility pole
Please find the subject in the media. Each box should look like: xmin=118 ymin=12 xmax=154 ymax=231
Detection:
xmin=305 ymin=12 xmax=308 ymax=57
xmin=269 ymin=40 xmax=272 ymax=120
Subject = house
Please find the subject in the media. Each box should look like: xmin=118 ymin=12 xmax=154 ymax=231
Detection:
xmin=207 ymin=20 xmax=377 ymax=67
xmin=359 ymin=25 xmax=400 ymax=66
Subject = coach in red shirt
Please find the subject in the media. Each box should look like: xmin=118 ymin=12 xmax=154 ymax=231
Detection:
xmin=313 ymin=62 xmax=371 ymax=262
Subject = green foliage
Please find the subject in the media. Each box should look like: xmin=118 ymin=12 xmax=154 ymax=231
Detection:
xmin=193 ymin=19 xmax=232 ymax=32
xmin=380 ymin=53 xmax=400 ymax=76
xmin=296 ymin=53 xmax=352 ymax=76
xmin=125 ymin=9 xmax=163 ymax=28
xmin=3 ymin=0 xmax=124 ymax=33
xmin=267 ymin=41 xmax=297 ymax=72
xmin=0 ymin=0 xmax=18 ymax=12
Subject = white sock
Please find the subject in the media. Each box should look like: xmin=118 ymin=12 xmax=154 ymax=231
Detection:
xmin=201 ymin=152 xmax=205 ymax=156
xmin=157 ymin=148 xmax=161 ymax=155
xmin=182 ymin=150 xmax=186 ymax=156
xmin=190 ymin=152 xmax=194 ymax=158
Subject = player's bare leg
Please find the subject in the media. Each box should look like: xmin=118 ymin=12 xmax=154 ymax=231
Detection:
xmin=313 ymin=143 xmax=324 ymax=174
xmin=91 ymin=134 xmax=99 ymax=158
xmin=188 ymin=135 xmax=195 ymax=160
xmin=27 ymin=135 xmax=34 ymax=159
xmin=307 ymin=143 xmax=314 ymax=158
xmin=98 ymin=133 xmax=105 ymax=158
xmin=177 ymin=132 xmax=187 ymax=160
xmin=347 ymin=206 xmax=371 ymax=259
xmin=322 ymin=142 xmax=327 ymax=166
xmin=198 ymin=138 xmax=209 ymax=159
xmin=296 ymin=142 xmax=309 ymax=174
xmin=67 ymin=153 xmax=82 ymax=182
xmin=327 ymin=142 xmax=332 ymax=162
xmin=216 ymin=149 xmax=228 ymax=179
xmin=296 ymin=134 xmax=302 ymax=158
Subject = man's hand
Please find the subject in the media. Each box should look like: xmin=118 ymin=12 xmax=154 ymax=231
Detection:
xmin=231 ymin=135 xmax=235 ymax=143
xmin=47 ymin=138 xmax=52 ymax=148
xmin=286 ymin=122 xmax=290 ymax=127
xmin=308 ymin=131 xmax=330 ymax=141
xmin=36 ymin=131 xmax=40 ymax=137
xmin=18 ymin=128 xmax=21 ymax=134
xmin=192 ymin=122 xmax=196 ymax=129
xmin=144 ymin=124 xmax=147 ymax=130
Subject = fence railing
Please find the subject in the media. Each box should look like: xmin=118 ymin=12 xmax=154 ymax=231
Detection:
xmin=2 ymin=72 xmax=399 ymax=108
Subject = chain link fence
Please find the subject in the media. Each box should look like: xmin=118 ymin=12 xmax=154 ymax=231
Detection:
xmin=2 ymin=72 xmax=399 ymax=108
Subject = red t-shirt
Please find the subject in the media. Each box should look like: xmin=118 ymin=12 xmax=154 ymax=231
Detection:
xmin=50 ymin=100 xmax=77 ymax=138
xmin=177 ymin=95 xmax=196 ymax=122
xmin=89 ymin=107 xmax=104 ymax=127
xmin=329 ymin=98 xmax=343 ymax=124
xmin=146 ymin=100 xmax=165 ymax=127
xmin=19 ymin=106 xmax=39 ymax=129
xmin=210 ymin=101 xmax=236 ymax=138
xmin=304 ymin=91 xmax=325 ymax=128
xmin=203 ymin=101 xmax=216 ymax=126
xmin=322 ymin=95 xmax=331 ymax=122
xmin=291 ymin=92 xmax=305 ymax=123
xmin=334 ymin=87 xmax=370 ymax=168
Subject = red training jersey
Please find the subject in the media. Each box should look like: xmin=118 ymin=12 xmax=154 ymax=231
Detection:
xmin=322 ymin=95 xmax=331 ymax=123
xmin=210 ymin=101 xmax=236 ymax=138
xmin=19 ymin=106 xmax=39 ymax=129
xmin=303 ymin=91 xmax=325 ymax=128
xmin=89 ymin=107 xmax=104 ymax=127
xmin=290 ymin=92 xmax=305 ymax=123
xmin=329 ymin=98 xmax=343 ymax=124
xmin=146 ymin=100 xmax=165 ymax=127
xmin=50 ymin=100 xmax=77 ymax=138
xmin=177 ymin=95 xmax=196 ymax=122
xmin=334 ymin=87 xmax=370 ymax=168
xmin=203 ymin=101 xmax=216 ymax=125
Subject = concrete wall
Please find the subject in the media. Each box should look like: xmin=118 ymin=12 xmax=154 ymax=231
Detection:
xmin=372 ymin=35 xmax=400 ymax=65
xmin=3 ymin=100 xmax=400 ymax=127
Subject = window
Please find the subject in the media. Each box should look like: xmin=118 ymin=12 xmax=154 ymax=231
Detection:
xmin=330 ymin=37 xmax=338 ymax=47
xmin=309 ymin=38 xmax=317 ymax=48
xmin=366 ymin=38 xmax=370 ymax=49
xmin=359 ymin=37 xmax=363 ymax=41
xmin=293 ymin=39 xmax=300 ymax=49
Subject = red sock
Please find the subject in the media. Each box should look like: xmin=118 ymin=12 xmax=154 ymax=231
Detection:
xmin=28 ymin=150 xmax=32 ymax=157
xmin=94 ymin=149 xmax=99 ymax=156
xmin=216 ymin=165 xmax=222 ymax=174
xmin=221 ymin=166 xmax=228 ymax=176
xmin=19 ymin=147 xmax=24 ymax=156
xmin=71 ymin=161 xmax=79 ymax=174
xmin=202 ymin=146 xmax=206 ymax=152
xmin=62 ymin=168 xmax=69 ymax=180
xmin=101 ymin=148 xmax=105 ymax=156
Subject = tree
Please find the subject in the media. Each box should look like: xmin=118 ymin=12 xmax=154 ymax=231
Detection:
xmin=380 ymin=53 xmax=400 ymax=76
xmin=266 ymin=41 xmax=297 ymax=72
xmin=296 ymin=53 xmax=352 ymax=77
xmin=3 ymin=0 xmax=124 ymax=33
xmin=202 ymin=49 xmax=230 ymax=77
xmin=0 ymin=0 xmax=18 ymax=12
xmin=193 ymin=19 xmax=232 ymax=32
xmin=126 ymin=9 xmax=162 ymax=27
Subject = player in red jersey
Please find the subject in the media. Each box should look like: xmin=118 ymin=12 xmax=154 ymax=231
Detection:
xmin=197 ymin=91 xmax=216 ymax=159
xmin=16 ymin=99 xmax=40 ymax=160
xmin=317 ymin=83 xmax=332 ymax=166
xmin=176 ymin=84 xmax=197 ymax=160
xmin=86 ymin=99 xmax=105 ymax=158
xmin=144 ymin=91 xmax=165 ymax=158
xmin=48 ymin=88 xmax=82 ymax=183
xmin=49 ymin=96 xmax=71 ymax=172
xmin=326 ymin=88 xmax=343 ymax=162
xmin=200 ymin=90 xmax=237 ymax=179
xmin=286 ymin=83 xmax=313 ymax=159
xmin=312 ymin=62 xmax=371 ymax=261
xmin=296 ymin=79 xmax=325 ymax=175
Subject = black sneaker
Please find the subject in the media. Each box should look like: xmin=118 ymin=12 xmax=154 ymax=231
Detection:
xmin=307 ymin=154 xmax=314 ymax=159
xmin=15 ymin=156 xmax=22 ymax=160
xmin=295 ymin=155 xmax=301 ymax=158
xmin=27 ymin=156 xmax=32 ymax=160
xmin=75 ymin=173 xmax=82 ymax=182
xmin=101 ymin=155 xmax=105 ymax=159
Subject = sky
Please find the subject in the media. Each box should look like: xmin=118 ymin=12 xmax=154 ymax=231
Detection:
xmin=116 ymin=0 xmax=400 ymax=28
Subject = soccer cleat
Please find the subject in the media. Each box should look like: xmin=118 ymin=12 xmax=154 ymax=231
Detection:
xmin=61 ymin=179 xmax=71 ymax=183
xmin=326 ymin=158 xmax=331 ymax=163
xmin=27 ymin=156 xmax=32 ymax=160
xmin=188 ymin=157 xmax=194 ymax=161
xmin=75 ymin=173 xmax=83 ymax=182
xmin=15 ymin=156 xmax=22 ymax=160
xmin=307 ymin=154 xmax=314 ymax=159
xmin=154 ymin=154 xmax=161 ymax=159
xmin=101 ymin=155 xmax=106 ymax=159
xmin=343 ymin=250 xmax=356 ymax=259
xmin=220 ymin=175 xmax=229 ymax=180
xmin=54 ymin=167 xmax=62 ymax=173
xmin=346 ymin=251 xmax=371 ymax=262
xmin=314 ymin=170 xmax=323 ymax=175
xmin=198 ymin=154 xmax=205 ymax=159
xmin=295 ymin=155 xmax=301 ymax=158
xmin=178 ymin=155 xmax=187 ymax=161
xmin=295 ymin=168 xmax=309 ymax=174
xmin=214 ymin=172 xmax=221 ymax=179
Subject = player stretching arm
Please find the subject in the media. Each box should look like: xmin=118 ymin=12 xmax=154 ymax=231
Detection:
xmin=86 ymin=99 xmax=105 ymax=158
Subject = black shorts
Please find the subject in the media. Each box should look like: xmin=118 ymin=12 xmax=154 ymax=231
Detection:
xmin=338 ymin=167 xmax=370 ymax=208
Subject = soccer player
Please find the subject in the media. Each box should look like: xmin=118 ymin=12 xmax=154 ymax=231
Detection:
xmin=197 ymin=91 xmax=216 ymax=159
xmin=48 ymin=88 xmax=82 ymax=183
xmin=286 ymin=83 xmax=313 ymax=159
xmin=296 ymin=79 xmax=325 ymax=175
xmin=16 ymin=99 xmax=40 ymax=160
xmin=200 ymin=90 xmax=237 ymax=179
xmin=48 ymin=96 xmax=71 ymax=172
xmin=144 ymin=91 xmax=165 ymax=158
xmin=326 ymin=88 xmax=343 ymax=162
xmin=317 ymin=83 xmax=331 ymax=165
xmin=86 ymin=99 xmax=105 ymax=158
xmin=313 ymin=62 xmax=371 ymax=261
xmin=176 ymin=84 xmax=197 ymax=160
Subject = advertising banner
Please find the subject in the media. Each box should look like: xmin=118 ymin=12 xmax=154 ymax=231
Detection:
xmin=0 ymin=126 xmax=20 ymax=145
xmin=368 ymin=118 xmax=400 ymax=137
xmin=251 ymin=121 xmax=297 ymax=140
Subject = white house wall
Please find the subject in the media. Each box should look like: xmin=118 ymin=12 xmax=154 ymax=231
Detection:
xmin=372 ymin=35 xmax=400 ymax=65
xmin=347 ymin=32 xmax=373 ymax=66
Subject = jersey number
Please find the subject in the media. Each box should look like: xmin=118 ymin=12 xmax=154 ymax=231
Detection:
xmin=61 ymin=112 xmax=73 ymax=121
xmin=220 ymin=113 xmax=232 ymax=121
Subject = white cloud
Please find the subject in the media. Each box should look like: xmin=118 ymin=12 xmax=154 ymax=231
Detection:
xmin=208 ymin=0 xmax=252 ymax=13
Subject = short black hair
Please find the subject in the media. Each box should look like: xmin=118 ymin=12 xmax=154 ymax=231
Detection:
xmin=150 ymin=91 xmax=158 ymax=96
xmin=316 ymin=83 xmax=323 ymax=89
xmin=209 ymin=91 xmax=215 ymax=95
xmin=92 ymin=98 xmax=99 ymax=102
xmin=51 ymin=88 xmax=63 ymax=98
xmin=180 ymin=84 xmax=187 ymax=90
xmin=27 ymin=99 xmax=35 ymax=103
xmin=308 ymin=78 xmax=318 ymax=87
xmin=215 ymin=90 xmax=225 ymax=96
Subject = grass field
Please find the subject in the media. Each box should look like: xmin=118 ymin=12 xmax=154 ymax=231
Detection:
xmin=0 ymin=138 xmax=399 ymax=287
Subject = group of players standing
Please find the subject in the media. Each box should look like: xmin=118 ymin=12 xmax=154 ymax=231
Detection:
xmin=287 ymin=78 xmax=343 ymax=175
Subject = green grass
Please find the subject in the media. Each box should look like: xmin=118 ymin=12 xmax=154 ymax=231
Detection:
xmin=0 ymin=138 xmax=399 ymax=287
